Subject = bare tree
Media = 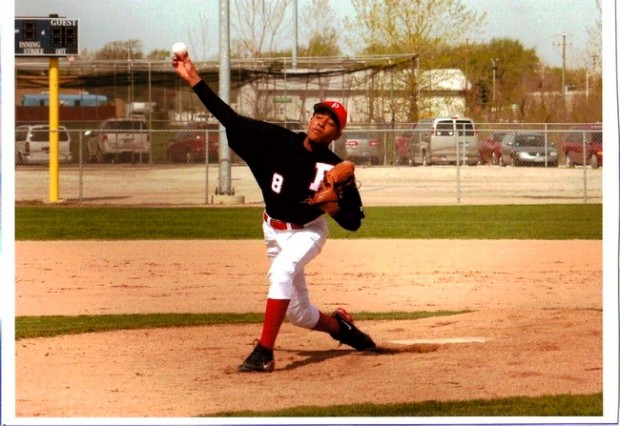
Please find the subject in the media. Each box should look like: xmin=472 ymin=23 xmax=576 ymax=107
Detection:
xmin=586 ymin=0 xmax=602 ymax=72
xmin=231 ymin=0 xmax=293 ymax=58
xmin=187 ymin=12 xmax=211 ymax=61
xmin=229 ymin=0 xmax=293 ymax=118
xmin=95 ymin=39 xmax=144 ymax=60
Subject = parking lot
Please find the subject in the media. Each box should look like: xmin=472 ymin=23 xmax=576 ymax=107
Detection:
xmin=15 ymin=163 xmax=602 ymax=206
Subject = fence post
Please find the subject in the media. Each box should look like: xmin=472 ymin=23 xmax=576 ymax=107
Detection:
xmin=454 ymin=121 xmax=461 ymax=204
xmin=582 ymin=131 xmax=587 ymax=203
xmin=383 ymin=131 xmax=387 ymax=165
xmin=544 ymin=123 xmax=548 ymax=168
xmin=79 ymin=131 xmax=83 ymax=204
xmin=205 ymin=128 xmax=210 ymax=204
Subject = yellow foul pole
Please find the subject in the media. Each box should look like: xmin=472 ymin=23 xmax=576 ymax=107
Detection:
xmin=49 ymin=57 xmax=60 ymax=202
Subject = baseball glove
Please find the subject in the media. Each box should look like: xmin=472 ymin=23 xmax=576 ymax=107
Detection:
xmin=307 ymin=160 xmax=356 ymax=206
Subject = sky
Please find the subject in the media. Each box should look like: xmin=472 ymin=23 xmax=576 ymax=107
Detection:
xmin=13 ymin=0 xmax=602 ymax=68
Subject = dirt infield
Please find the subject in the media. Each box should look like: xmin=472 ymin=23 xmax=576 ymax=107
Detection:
xmin=13 ymin=164 xmax=604 ymax=417
xmin=15 ymin=239 xmax=602 ymax=417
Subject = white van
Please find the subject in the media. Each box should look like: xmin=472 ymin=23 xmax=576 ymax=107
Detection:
xmin=409 ymin=117 xmax=479 ymax=166
xmin=15 ymin=124 xmax=73 ymax=165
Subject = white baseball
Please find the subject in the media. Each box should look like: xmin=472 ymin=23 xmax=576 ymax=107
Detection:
xmin=172 ymin=42 xmax=188 ymax=57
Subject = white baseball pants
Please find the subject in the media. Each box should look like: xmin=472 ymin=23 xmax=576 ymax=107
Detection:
xmin=263 ymin=215 xmax=328 ymax=329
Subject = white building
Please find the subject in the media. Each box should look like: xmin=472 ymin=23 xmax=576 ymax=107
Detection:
xmin=418 ymin=68 xmax=471 ymax=118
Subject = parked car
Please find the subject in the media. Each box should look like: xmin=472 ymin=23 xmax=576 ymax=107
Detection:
xmin=562 ymin=124 xmax=602 ymax=169
xmin=498 ymin=132 xmax=558 ymax=167
xmin=478 ymin=132 xmax=506 ymax=165
xmin=394 ymin=131 xmax=417 ymax=165
xmin=15 ymin=124 xmax=73 ymax=165
xmin=85 ymin=118 xmax=150 ymax=163
xmin=167 ymin=122 xmax=220 ymax=163
xmin=394 ymin=117 xmax=479 ymax=166
xmin=334 ymin=131 xmax=382 ymax=165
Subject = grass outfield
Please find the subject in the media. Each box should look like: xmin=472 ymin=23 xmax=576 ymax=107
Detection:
xmin=15 ymin=204 xmax=601 ymax=240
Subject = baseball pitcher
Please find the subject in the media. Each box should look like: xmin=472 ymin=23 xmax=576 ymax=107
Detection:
xmin=172 ymin=49 xmax=375 ymax=373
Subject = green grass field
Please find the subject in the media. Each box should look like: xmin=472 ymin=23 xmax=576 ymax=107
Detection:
xmin=14 ymin=203 xmax=604 ymax=417
xmin=15 ymin=310 xmax=471 ymax=340
xmin=211 ymin=392 xmax=603 ymax=417
xmin=15 ymin=204 xmax=602 ymax=240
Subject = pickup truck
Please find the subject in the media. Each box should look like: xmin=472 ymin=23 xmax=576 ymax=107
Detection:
xmin=85 ymin=118 xmax=150 ymax=163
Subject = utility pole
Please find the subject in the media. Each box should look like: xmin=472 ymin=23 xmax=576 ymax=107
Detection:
xmin=491 ymin=58 xmax=499 ymax=119
xmin=554 ymin=33 xmax=570 ymax=100
xmin=561 ymin=32 xmax=566 ymax=99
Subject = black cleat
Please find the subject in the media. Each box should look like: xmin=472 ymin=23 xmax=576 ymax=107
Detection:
xmin=238 ymin=342 xmax=275 ymax=373
xmin=330 ymin=308 xmax=376 ymax=351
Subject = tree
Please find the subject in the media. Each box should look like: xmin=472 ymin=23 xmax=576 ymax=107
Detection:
xmin=229 ymin=0 xmax=294 ymax=118
xmin=586 ymin=0 xmax=602 ymax=70
xmin=346 ymin=0 xmax=485 ymax=61
xmin=231 ymin=0 xmax=293 ymax=58
xmin=579 ymin=0 xmax=603 ymax=121
xmin=146 ymin=49 xmax=171 ymax=60
xmin=78 ymin=47 xmax=94 ymax=60
xmin=187 ymin=12 xmax=212 ymax=60
xmin=476 ymin=80 xmax=489 ymax=106
xmin=456 ymin=38 xmax=541 ymax=120
xmin=298 ymin=0 xmax=342 ymax=57
xmin=94 ymin=39 xmax=144 ymax=60
xmin=345 ymin=0 xmax=486 ymax=121
xmin=298 ymin=33 xmax=341 ymax=58
xmin=229 ymin=0 xmax=341 ymax=59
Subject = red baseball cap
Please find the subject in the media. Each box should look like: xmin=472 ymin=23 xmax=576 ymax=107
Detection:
xmin=313 ymin=100 xmax=347 ymax=131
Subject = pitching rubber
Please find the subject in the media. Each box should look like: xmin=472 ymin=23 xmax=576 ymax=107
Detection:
xmin=367 ymin=336 xmax=488 ymax=354
xmin=388 ymin=337 xmax=487 ymax=345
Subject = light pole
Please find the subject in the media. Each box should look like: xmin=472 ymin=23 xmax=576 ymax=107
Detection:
xmin=586 ymin=54 xmax=599 ymax=101
xmin=491 ymin=58 xmax=499 ymax=119
xmin=217 ymin=0 xmax=234 ymax=198
xmin=127 ymin=45 xmax=133 ymax=105
xmin=292 ymin=0 xmax=298 ymax=69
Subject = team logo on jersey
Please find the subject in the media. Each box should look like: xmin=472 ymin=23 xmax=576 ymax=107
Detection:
xmin=309 ymin=162 xmax=334 ymax=191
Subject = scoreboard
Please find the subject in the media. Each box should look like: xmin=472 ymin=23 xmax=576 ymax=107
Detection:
xmin=15 ymin=17 xmax=79 ymax=57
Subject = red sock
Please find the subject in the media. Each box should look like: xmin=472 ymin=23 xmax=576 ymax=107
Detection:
xmin=312 ymin=311 xmax=340 ymax=334
xmin=259 ymin=298 xmax=290 ymax=350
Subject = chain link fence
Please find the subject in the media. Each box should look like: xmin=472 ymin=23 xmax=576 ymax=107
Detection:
xmin=14 ymin=123 xmax=602 ymax=206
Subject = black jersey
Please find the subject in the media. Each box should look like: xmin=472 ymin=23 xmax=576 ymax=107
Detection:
xmin=192 ymin=80 xmax=364 ymax=230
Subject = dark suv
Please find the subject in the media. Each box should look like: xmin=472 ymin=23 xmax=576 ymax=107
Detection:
xmin=562 ymin=124 xmax=602 ymax=169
